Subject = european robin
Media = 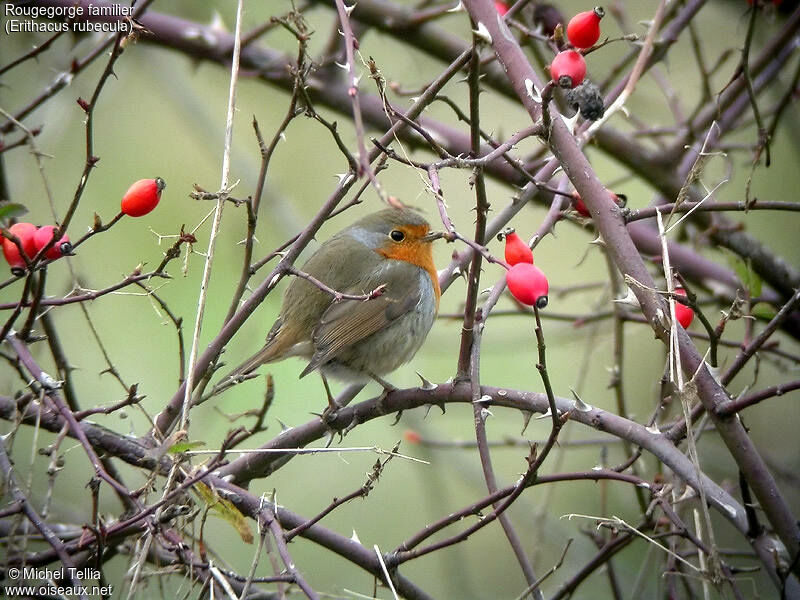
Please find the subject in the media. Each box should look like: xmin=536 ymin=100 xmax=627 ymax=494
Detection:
xmin=236 ymin=207 xmax=442 ymax=406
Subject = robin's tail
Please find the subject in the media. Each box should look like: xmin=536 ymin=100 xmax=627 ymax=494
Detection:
xmin=224 ymin=320 xmax=297 ymax=382
xmin=223 ymin=343 xmax=281 ymax=381
xmin=232 ymin=345 xmax=274 ymax=379
xmin=227 ymin=340 xmax=286 ymax=382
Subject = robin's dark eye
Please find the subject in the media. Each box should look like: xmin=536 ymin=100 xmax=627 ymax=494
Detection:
xmin=390 ymin=229 xmax=405 ymax=242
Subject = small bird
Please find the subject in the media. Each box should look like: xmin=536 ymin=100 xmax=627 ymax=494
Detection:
xmin=235 ymin=206 xmax=442 ymax=410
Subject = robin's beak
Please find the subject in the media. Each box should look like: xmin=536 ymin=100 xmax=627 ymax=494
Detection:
xmin=421 ymin=231 xmax=445 ymax=243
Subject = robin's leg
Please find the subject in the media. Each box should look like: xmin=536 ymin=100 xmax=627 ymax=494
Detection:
xmin=368 ymin=371 xmax=397 ymax=414
xmin=320 ymin=373 xmax=341 ymax=421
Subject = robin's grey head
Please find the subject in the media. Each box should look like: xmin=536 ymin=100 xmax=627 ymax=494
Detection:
xmin=343 ymin=207 xmax=441 ymax=251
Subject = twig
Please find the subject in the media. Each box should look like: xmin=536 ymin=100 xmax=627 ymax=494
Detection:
xmin=582 ymin=0 xmax=668 ymax=141
xmin=0 ymin=438 xmax=89 ymax=600
xmin=513 ymin=539 xmax=573 ymax=600
xmin=225 ymin=19 xmax=311 ymax=325
xmin=0 ymin=29 xmax=69 ymax=77
xmin=286 ymin=265 xmax=387 ymax=301
xmin=461 ymin=36 xmax=542 ymax=594
xmin=624 ymin=200 xmax=800 ymax=223
xmin=261 ymin=504 xmax=319 ymax=600
xmin=0 ymin=270 xmax=172 ymax=311
xmin=5 ymin=332 xmax=138 ymax=505
xmin=740 ymin=4 xmax=770 ymax=174
xmin=180 ymin=0 xmax=245 ymax=434
xmin=375 ymin=545 xmax=399 ymax=600
xmin=333 ymin=0 xmax=372 ymax=183
xmin=719 ymin=287 xmax=800 ymax=387
xmin=715 ymin=379 xmax=800 ymax=417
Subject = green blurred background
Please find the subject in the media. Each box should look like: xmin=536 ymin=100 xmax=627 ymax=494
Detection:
xmin=2 ymin=1 xmax=799 ymax=597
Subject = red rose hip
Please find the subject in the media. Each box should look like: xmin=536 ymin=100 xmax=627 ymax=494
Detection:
xmin=403 ymin=430 xmax=422 ymax=444
xmin=502 ymin=230 xmax=533 ymax=266
xmin=33 ymin=225 xmax=72 ymax=260
xmin=567 ymin=7 xmax=605 ymax=49
xmin=494 ymin=1 xmax=509 ymax=16
xmin=121 ymin=177 xmax=166 ymax=217
xmin=571 ymin=193 xmax=591 ymax=218
xmin=507 ymin=263 xmax=549 ymax=308
xmin=673 ymin=288 xmax=694 ymax=329
xmin=571 ymin=190 xmax=626 ymax=218
xmin=550 ymin=50 xmax=586 ymax=88
xmin=2 ymin=222 xmax=37 ymax=273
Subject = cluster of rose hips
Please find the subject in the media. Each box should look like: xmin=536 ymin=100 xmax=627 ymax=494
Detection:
xmin=496 ymin=227 xmax=694 ymax=328
xmin=550 ymin=7 xmax=604 ymax=88
xmin=1 ymin=177 xmax=165 ymax=275
xmin=494 ymin=3 xmax=606 ymax=120
xmin=550 ymin=7 xmax=607 ymax=120
xmin=498 ymin=228 xmax=549 ymax=309
xmin=1 ymin=223 xmax=72 ymax=275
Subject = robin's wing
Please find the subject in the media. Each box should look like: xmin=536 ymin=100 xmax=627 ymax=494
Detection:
xmin=299 ymin=261 xmax=422 ymax=378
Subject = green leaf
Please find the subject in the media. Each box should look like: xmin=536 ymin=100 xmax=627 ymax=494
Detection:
xmin=726 ymin=253 xmax=762 ymax=298
xmin=0 ymin=203 xmax=28 ymax=224
xmin=751 ymin=302 xmax=777 ymax=320
xmin=167 ymin=440 xmax=206 ymax=454
xmin=194 ymin=481 xmax=254 ymax=544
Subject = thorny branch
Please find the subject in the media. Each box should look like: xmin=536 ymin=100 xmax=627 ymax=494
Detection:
xmin=3 ymin=1 xmax=800 ymax=598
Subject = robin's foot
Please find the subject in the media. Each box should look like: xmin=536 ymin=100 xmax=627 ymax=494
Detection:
xmin=321 ymin=398 xmax=341 ymax=424
xmin=320 ymin=374 xmax=342 ymax=424
xmin=317 ymin=396 xmax=344 ymax=447
xmin=369 ymin=372 xmax=397 ymax=414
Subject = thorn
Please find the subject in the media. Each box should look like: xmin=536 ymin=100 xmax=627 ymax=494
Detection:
xmin=676 ymin=486 xmax=695 ymax=502
xmin=520 ymin=410 xmax=533 ymax=435
xmin=614 ymin=287 xmax=640 ymax=308
xmin=473 ymin=22 xmax=492 ymax=44
xmin=524 ymin=79 xmax=542 ymax=103
xmin=390 ymin=410 xmax=404 ymax=426
xmin=40 ymin=372 xmax=63 ymax=391
xmin=424 ymin=401 xmax=446 ymax=417
xmin=561 ymin=111 xmax=580 ymax=134
xmin=588 ymin=234 xmax=605 ymax=247
xmin=416 ymin=371 xmax=438 ymax=391
xmin=569 ymin=388 xmax=592 ymax=412
xmin=209 ymin=11 xmax=227 ymax=33
xmin=335 ymin=172 xmax=353 ymax=184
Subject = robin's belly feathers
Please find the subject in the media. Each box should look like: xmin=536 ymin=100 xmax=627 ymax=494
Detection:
xmin=319 ymin=268 xmax=437 ymax=381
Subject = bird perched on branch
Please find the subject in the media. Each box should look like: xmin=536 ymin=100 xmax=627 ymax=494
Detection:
xmin=234 ymin=206 xmax=443 ymax=412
